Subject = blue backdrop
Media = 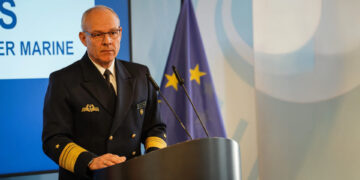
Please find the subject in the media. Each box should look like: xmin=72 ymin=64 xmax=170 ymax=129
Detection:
xmin=0 ymin=0 xmax=130 ymax=176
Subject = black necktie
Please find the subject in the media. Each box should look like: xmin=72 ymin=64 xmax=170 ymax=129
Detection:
xmin=104 ymin=69 xmax=116 ymax=96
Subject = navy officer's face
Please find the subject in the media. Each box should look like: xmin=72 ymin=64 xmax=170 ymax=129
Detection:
xmin=79 ymin=8 xmax=122 ymax=68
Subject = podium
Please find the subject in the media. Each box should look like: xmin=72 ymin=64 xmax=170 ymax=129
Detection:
xmin=94 ymin=138 xmax=240 ymax=180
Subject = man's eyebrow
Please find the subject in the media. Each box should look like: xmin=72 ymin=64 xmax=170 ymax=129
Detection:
xmin=89 ymin=28 xmax=120 ymax=33
xmin=89 ymin=30 xmax=101 ymax=33
xmin=109 ymin=27 xmax=121 ymax=31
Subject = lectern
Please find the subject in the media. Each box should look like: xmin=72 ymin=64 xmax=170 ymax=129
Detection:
xmin=94 ymin=138 xmax=240 ymax=180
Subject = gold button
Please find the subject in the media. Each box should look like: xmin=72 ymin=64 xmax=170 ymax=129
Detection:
xmin=131 ymin=133 xmax=136 ymax=139
xmin=109 ymin=136 xmax=113 ymax=140
xmin=164 ymin=134 xmax=167 ymax=138
xmin=55 ymin=144 xmax=60 ymax=149
xmin=132 ymin=151 xmax=136 ymax=156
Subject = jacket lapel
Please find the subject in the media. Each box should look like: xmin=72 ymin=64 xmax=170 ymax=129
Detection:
xmin=80 ymin=54 xmax=115 ymax=115
xmin=110 ymin=60 xmax=135 ymax=134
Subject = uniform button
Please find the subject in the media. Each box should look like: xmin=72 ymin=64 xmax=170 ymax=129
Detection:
xmin=109 ymin=136 xmax=113 ymax=140
xmin=132 ymin=151 xmax=136 ymax=156
xmin=55 ymin=144 xmax=60 ymax=149
xmin=163 ymin=134 xmax=167 ymax=138
xmin=131 ymin=133 xmax=136 ymax=139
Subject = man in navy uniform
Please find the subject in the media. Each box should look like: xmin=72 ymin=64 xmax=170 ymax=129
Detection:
xmin=42 ymin=5 xmax=167 ymax=180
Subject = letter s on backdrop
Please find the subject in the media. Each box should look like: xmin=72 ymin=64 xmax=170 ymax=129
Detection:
xmin=0 ymin=0 xmax=17 ymax=29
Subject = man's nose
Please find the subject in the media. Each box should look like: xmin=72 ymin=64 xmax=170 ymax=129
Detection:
xmin=102 ymin=34 xmax=112 ymax=44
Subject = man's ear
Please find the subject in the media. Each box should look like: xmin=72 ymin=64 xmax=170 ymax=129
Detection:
xmin=119 ymin=27 xmax=123 ymax=41
xmin=79 ymin=32 xmax=87 ymax=47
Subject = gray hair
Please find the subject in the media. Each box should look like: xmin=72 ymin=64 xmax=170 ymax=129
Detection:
xmin=81 ymin=5 xmax=120 ymax=31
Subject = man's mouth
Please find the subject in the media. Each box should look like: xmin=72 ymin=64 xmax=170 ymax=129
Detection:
xmin=101 ymin=50 xmax=114 ymax=53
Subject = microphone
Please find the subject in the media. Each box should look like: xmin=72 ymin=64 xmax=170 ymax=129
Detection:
xmin=146 ymin=73 xmax=193 ymax=140
xmin=172 ymin=66 xmax=209 ymax=137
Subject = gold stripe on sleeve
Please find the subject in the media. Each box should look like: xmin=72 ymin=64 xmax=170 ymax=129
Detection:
xmin=145 ymin=136 xmax=167 ymax=150
xmin=61 ymin=143 xmax=76 ymax=169
xmin=59 ymin=142 xmax=87 ymax=173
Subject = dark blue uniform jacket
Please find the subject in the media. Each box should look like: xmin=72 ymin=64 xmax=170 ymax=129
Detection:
xmin=42 ymin=53 xmax=167 ymax=180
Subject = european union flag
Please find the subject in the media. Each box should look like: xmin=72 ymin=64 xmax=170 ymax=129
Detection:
xmin=159 ymin=0 xmax=227 ymax=145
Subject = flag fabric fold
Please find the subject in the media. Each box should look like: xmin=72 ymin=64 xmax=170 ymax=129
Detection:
xmin=159 ymin=0 xmax=226 ymax=145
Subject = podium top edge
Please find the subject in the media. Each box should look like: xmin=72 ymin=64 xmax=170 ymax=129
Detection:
xmin=168 ymin=137 xmax=239 ymax=148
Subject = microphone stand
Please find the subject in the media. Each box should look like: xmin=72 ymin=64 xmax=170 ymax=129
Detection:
xmin=172 ymin=66 xmax=209 ymax=137
xmin=146 ymin=73 xmax=193 ymax=140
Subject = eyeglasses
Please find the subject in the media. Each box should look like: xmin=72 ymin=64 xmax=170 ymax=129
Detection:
xmin=84 ymin=28 xmax=121 ymax=40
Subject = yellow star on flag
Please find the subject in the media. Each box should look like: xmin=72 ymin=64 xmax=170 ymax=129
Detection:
xmin=165 ymin=73 xmax=179 ymax=91
xmin=190 ymin=64 xmax=206 ymax=84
